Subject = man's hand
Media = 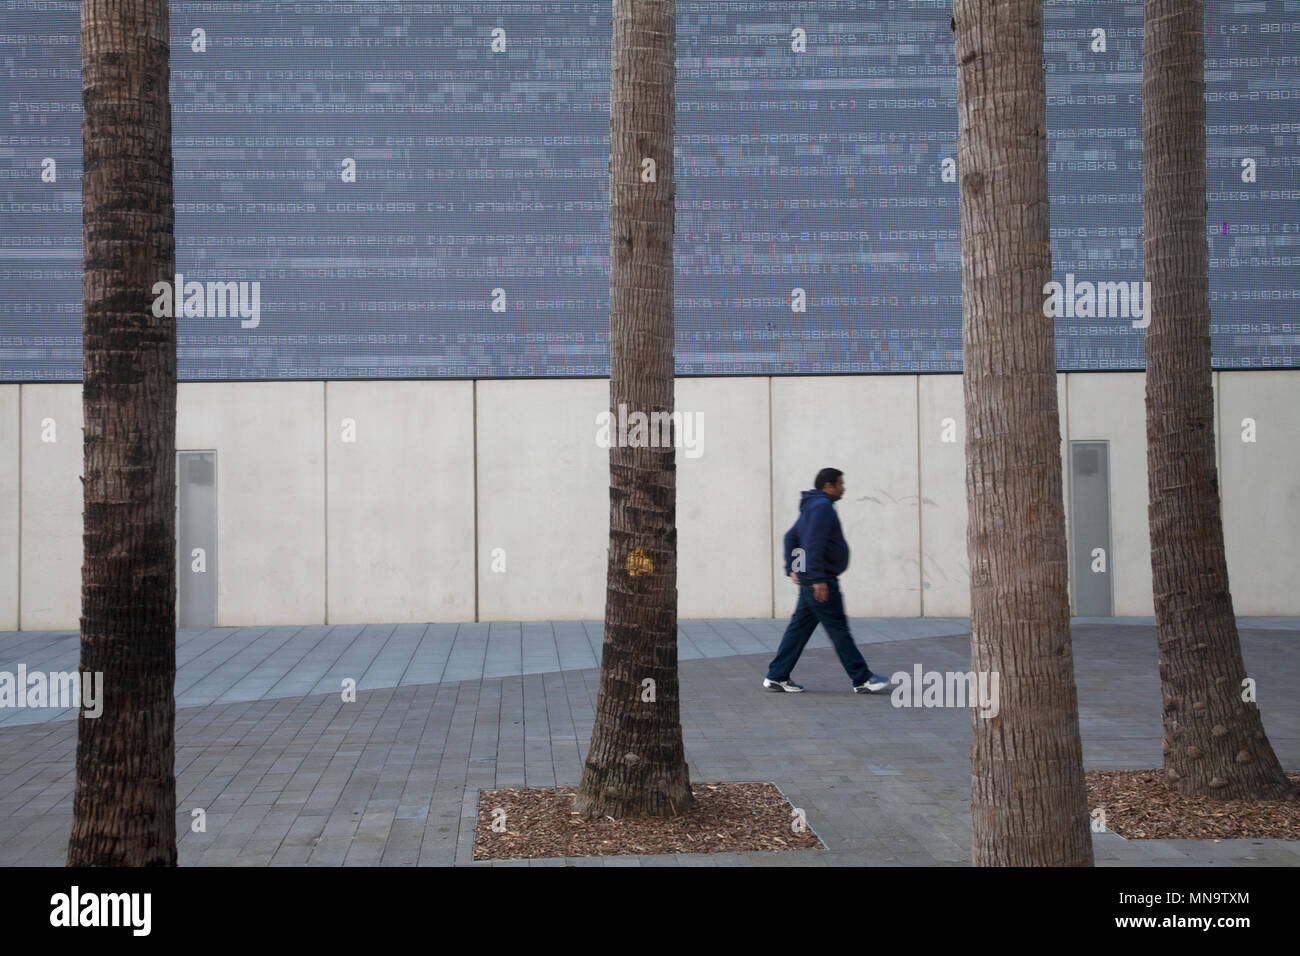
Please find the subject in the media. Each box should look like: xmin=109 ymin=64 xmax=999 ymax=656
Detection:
xmin=813 ymin=582 xmax=829 ymax=603
xmin=789 ymin=572 xmax=800 ymax=585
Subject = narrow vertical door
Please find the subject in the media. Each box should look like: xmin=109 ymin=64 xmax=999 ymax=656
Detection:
xmin=177 ymin=451 xmax=217 ymax=627
xmin=1070 ymin=441 xmax=1113 ymax=616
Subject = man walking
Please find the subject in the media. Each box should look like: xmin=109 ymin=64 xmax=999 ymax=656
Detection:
xmin=764 ymin=468 xmax=893 ymax=693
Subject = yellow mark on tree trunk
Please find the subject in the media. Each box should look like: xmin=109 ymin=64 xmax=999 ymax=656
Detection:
xmin=627 ymin=548 xmax=654 ymax=577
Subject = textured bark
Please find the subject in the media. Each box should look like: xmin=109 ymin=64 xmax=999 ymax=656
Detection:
xmin=1142 ymin=0 xmax=1293 ymax=800
xmin=955 ymin=0 xmax=1094 ymax=866
xmin=67 ymin=0 xmax=178 ymax=866
xmin=575 ymin=0 xmax=692 ymax=818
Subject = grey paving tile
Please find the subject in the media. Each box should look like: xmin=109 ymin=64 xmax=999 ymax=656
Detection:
xmin=1 ymin=618 xmax=1296 ymax=868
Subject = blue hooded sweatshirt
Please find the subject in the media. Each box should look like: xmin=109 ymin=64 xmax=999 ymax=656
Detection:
xmin=782 ymin=489 xmax=850 ymax=584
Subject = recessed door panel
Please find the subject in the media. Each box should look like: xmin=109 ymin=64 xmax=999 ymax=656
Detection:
xmin=1070 ymin=441 xmax=1113 ymax=617
xmin=178 ymin=451 xmax=217 ymax=627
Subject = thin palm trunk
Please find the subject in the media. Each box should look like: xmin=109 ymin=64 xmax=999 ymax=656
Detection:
xmin=1142 ymin=0 xmax=1292 ymax=799
xmin=955 ymin=0 xmax=1094 ymax=866
xmin=575 ymin=0 xmax=692 ymax=818
xmin=67 ymin=0 xmax=178 ymax=866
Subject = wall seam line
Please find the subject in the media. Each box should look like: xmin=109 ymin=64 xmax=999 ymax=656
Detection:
xmin=916 ymin=375 xmax=924 ymax=618
xmin=1063 ymin=374 xmax=1072 ymax=617
xmin=16 ymin=385 xmax=22 ymax=630
xmin=1215 ymin=371 xmax=1222 ymax=482
xmin=768 ymin=376 xmax=776 ymax=620
xmin=323 ymin=382 xmax=329 ymax=626
xmin=473 ymin=380 xmax=480 ymax=624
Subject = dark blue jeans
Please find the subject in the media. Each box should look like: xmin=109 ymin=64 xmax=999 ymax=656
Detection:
xmin=766 ymin=578 xmax=871 ymax=686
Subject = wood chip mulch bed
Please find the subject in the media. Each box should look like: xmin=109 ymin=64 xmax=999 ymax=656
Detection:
xmin=474 ymin=782 xmax=823 ymax=860
xmin=1087 ymin=770 xmax=1300 ymax=840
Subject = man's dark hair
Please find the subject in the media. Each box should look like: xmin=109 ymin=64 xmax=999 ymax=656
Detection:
xmin=814 ymin=467 xmax=843 ymax=491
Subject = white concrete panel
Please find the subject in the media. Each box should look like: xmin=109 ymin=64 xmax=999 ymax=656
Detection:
xmin=17 ymin=371 xmax=1283 ymax=629
xmin=916 ymin=375 xmax=1067 ymax=619
xmin=1213 ymin=371 xmax=1221 ymax=477
xmin=1057 ymin=374 xmax=1071 ymax=615
xmin=0 ymin=387 xmax=21 ymax=630
xmin=917 ymin=375 xmax=968 ymax=616
xmin=675 ymin=378 xmax=772 ymax=618
xmin=325 ymin=382 xmax=475 ymax=624
xmin=1065 ymin=373 xmax=1153 ymax=616
xmin=177 ymin=382 xmax=325 ymax=626
xmin=771 ymin=376 xmax=920 ymax=617
xmin=476 ymin=380 xmax=609 ymax=621
xmin=1220 ymin=371 xmax=1300 ymax=615
xmin=19 ymin=385 xmax=83 ymax=629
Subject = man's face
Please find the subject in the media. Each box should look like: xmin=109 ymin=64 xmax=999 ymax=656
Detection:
xmin=822 ymin=476 xmax=845 ymax=501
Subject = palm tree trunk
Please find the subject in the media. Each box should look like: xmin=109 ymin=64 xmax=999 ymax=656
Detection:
xmin=1142 ymin=0 xmax=1293 ymax=799
xmin=575 ymin=0 xmax=692 ymax=818
xmin=67 ymin=0 xmax=178 ymax=866
xmin=955 ymin=0 xmax=1094 ymax=866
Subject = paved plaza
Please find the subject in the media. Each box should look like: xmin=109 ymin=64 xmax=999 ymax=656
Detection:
xmin=1 ymin=616 xmax=1297 ymax=866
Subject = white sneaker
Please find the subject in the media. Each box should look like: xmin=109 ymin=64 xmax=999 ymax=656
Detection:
xmin=763 ymin=678 xmax=805 ymax=693
xmin=853 ymin=673 xmax=893 ymax=694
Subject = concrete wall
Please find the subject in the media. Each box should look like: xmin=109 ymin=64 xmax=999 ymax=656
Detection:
xmin=920 ymin=375 xmax=1070 ymax=617
xmin=475 ymin=379 xmax=609 ymax=621
xmin=676 ymin=377 xmax=771 ymax=618
xmin=1065 ymin=373 xmax=1153 ymax=616
xmin=771 ymin=376 xmax=921 ymax=617
xmin=6 ymin=371 xmax=1298 ymax=628
xmin=1057 ymin=375 xmax=1072 ymax=614
xmin=917 ymin=375 xmax=967 ymax=616
xmin=1220 ymin=371 xmax=1300 ymax=616
xmin=19 ymin=385 xmax=83 ymax=629
xmin=325 ymin=381 xmax=475 ymax=624
xmin=177 ymin=382 xmax=325 ymax=627
xmin=0 ymin=387 xmax=19 ymax=630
